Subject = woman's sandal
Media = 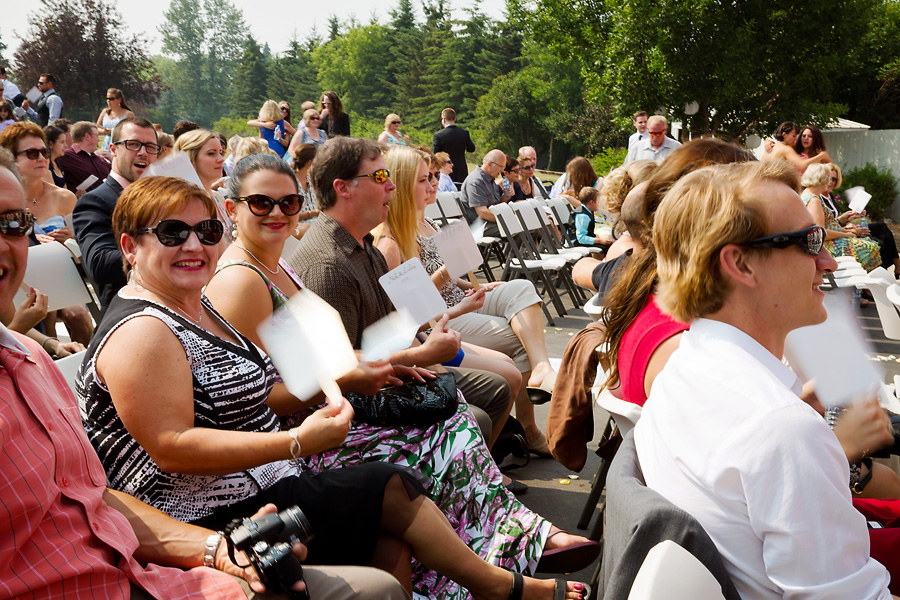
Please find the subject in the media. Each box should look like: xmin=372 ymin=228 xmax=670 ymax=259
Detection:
xmin=508 ymin=572 xmax=592 ymax=600
xmin=536 ymin=530 xmax=602 ymax=574
xmin=526 ymin=431 xmax=553 ymax=458
xmin=527 ymin=372 xmax=557 ymax=405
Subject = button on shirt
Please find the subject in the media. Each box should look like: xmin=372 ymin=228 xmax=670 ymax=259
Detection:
xmin=461 ymin=166 xmax=502 ymax=223
xmin=0 ymin=324 xmax=244 ymax=599
xmin=623 ymin=136 xmax=682 ymax=164
xmin=634 ymin=318 xmax=892 ymax=600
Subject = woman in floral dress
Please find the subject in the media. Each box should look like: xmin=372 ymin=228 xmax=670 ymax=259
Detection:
xmin=205 ymin=153 xmax=597 ymax=600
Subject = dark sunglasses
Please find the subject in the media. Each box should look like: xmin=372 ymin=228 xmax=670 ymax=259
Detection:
xmin=309 ymin=116 xmax=321 ymax=121
xmin=391 ymin=120 xmax=401 ymax=125
xmin=236 ymin=194 xmax=302 ymax=216
xmin=280 ymin=106 xmax=289 ymax=111
xmin=15 ymin=147 xmax=50 ymax=160
xmin=523 ymin=164 xmax=535 ymax=170
xmin=743 ymin=225 xmax=826 ymax=256
xmin=353 ymin=169 xmax=390 ymax=184
xmin=427 ymin=173 xmax=439 ymax=183
xmin=106 ymin=97 xmax=117 ymax=101
xmin=509 ymin=168 xmax=520 ymax=173
xmin=0 ymin=211 xmax=35 ymax=237
xmin=648 ymin=130 xmax=666 ymax=136
xmin=138 ymin=219 xmax=224 ymax=246
xmin=113 ymin=139 xmax=161 ymax=155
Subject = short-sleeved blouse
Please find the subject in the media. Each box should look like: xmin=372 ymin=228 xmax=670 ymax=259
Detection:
xmin=76 ymin=292 xmax=291 ymax=522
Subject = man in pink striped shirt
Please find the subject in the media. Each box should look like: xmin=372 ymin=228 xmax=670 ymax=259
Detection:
xmin=0 ymin=151 xmax=408 ymax=599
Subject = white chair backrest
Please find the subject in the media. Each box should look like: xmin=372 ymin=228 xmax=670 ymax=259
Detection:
xmin=583 ymin=293 xmax=603 ymax=321
xmin=54 ymin=350 xmax=86 ymax=395
xmin=862 ymin=268 xmax=900 ymax=340
xmin=627 ymin=540 xmax=726 ymax=600
xmin=16 ymin=242 xmax=92 ymax=312
xmin=424 ymin=201 xmax=443 ymax=221
xmin=489 ymin=203 xmax=523 ymax=235
xmin=551 ymin=198 xmax=572 ymax=220
xmin=436 ymin=192 xmax=463 ymax=218
xmin=511 ymin=200 xmax=543 ymax=231
xmin=63 ymin=238 xmax=82 ymax=259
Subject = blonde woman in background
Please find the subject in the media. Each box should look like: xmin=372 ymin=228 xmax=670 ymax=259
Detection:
xmin=378 ymin=113 xmax=409 ymax=146
xmin=247 ymin=100 xmax=289 ymax=158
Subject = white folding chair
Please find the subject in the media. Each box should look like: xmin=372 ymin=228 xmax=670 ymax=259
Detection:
xmin=54 ymin=350 xmax=87 ymax=395
xmin=627 ymin=540 xmax=726 ymax=600
xmin=584 ymin=293 xmax=604 ymax=321
xmin=860 ymin=267 xmax=900 ymax=340
xmin=424 ymin=201 xmax=444 ymax=223
xmin=15 ymin=242 xmax=101 ymax=323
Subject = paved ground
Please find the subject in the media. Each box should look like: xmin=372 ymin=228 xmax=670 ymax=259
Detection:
xmin=483 ymin=262 xmax=900 ymax=591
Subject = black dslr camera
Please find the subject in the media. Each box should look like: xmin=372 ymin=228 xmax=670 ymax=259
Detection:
xmin=226 ymin=506 xmax=314 ymax=600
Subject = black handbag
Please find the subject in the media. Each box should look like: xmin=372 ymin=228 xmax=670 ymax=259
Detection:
xmin=344 ymin=372 xmax=459 ymax=427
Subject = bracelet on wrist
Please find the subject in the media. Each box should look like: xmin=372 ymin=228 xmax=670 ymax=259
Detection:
xmin=41 ymin=336 xmax=59 ymax=355
xmin=288 ymin=427 xmax=302 ymax=465
xmin=204 ymin=531 xmax=224 ymax=569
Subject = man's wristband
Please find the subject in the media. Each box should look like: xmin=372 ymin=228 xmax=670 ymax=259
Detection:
xmin=204 ymin=531 xmax=224 ymax=569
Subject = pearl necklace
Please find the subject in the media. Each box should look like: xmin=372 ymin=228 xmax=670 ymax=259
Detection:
xmin=233 ymin=241 xmax=280 ymax=275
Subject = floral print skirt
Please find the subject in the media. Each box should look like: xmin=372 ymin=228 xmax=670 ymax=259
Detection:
xmin=300 ymin=400 xmax=550 ymax=599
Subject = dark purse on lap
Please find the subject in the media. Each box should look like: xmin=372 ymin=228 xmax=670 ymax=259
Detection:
xmin=344 ymin=372 xmax=459 ymax=427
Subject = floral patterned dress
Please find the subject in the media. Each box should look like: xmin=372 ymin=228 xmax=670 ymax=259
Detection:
xmin=214 ymin=259 xmax=550 ymax=600
xmin=802 ymin=192 xmax=881 ymax=271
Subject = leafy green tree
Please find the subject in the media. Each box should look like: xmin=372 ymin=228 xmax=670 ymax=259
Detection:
xmin=267 ymin=36 xmax=320 ymax=113
xmin=514 ymin=0 xmax=870 ymax=139
xmin=230 ymin=35 xmax=268 ymax=119
xmin=327 ymin=15 xmax=341 ymax=41
xmin=313 ymin=23 xmax=392 ymax=116
xmin=13 ymin=0 xmax=162 ymax=121
xmin=158 ymin=0 xmax=245 ymax=126
xmin=385 ymin=0 xmax=426 ymax=124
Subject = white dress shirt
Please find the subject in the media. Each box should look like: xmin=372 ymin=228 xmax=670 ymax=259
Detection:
xmin=1 ymin=78 xmax=22 ymax=100
xmin=635 ymin=318 xmax=891 ymax=600
xmin=624 ymin=136 xmax=681 ymax=164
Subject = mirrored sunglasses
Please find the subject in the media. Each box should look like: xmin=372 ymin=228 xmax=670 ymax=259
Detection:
xmin=743 ymin=225 xmax=825 ymax=256
xmin=0 ymin=211 xmax=35 ymax=237
xmin=354 ymin=169 xmax=390 ymax=184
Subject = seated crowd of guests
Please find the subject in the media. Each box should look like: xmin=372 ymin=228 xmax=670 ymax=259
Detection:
xmin=6 ymin=72 xmax=900 ymax=599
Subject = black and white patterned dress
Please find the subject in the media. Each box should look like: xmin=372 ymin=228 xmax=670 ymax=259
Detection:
xmin=76 ymin=293 xmax=292 ymax=522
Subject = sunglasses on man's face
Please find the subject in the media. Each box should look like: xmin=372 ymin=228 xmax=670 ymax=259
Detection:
xmin=743 ymin=225 xmax=826 ymax=256
xmin=391 ymin=121 xmax=401 ymax=125
xmin=353 ymin=169 xmax=390 ymax=184
xmin=138 ymin=219 xmax=225 ymax=246
xmin=0 ymin=211 xmax=35 ymax=237
xmin=235 ymin=194 xmax=302 ymax=216
xmin=15 ymin=147 xmax=50 ymax=160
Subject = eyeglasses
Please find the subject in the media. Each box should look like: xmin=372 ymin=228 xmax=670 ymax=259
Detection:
xmin=647 ymin=130 xmax=666 ymax=136
xmin=309 ymin=116 xmax=321 ymax=121
xmin=114 ymin=139 xmax=161 ymax=155
xmin=509 ymin=168 xmax=520 ymax=173
xmin=138 ymin=219 xmax=225 ymax=246
xmin=0 ymin=211 xmax=35 ymax=237
xmin=523 ymin=165 xmax=535 ymax=170
xmin=15 ymin=147 xmax=50 ymax=160
xmin=830 ymin=177 xmax=838 ymax=183
xmin=235 ymin=194 xmax=303 ymax=216
xmin=322 ymin=101 xmax=332 ymax=106
xmin=353 ymin=169 xmax=390 ymax=184
xmin=427 ymin=173 xmax=438 ymax=183
xmin=743 ymin=225 xmax=826 ymax=256
xmin=280 ymin=106 xmax=289 ymax=112
xmin=490 ymin=160 xmax=505 ymax=169
xmin=106 ymin=97 xmax=117 ymax=101
xmin=391 ymin=121 xmax=401 ymax=125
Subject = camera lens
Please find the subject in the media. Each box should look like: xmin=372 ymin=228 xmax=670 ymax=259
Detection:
xmin=281 ymin=506 xmax=314 ymax=544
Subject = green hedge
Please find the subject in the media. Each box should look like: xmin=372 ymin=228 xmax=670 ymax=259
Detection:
xmin=837 ymin=163 xmax=900 ymax=221
xmin=590 ymin=147 xmax=629 ymax=177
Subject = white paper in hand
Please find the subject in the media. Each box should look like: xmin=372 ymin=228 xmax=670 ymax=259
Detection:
xmin=361 ymin=308 xmax=419 ymax=362
xmin=76 ymin=174 xmax=99 ymax=191
xmin=432 ymin=219 xmax=483 ymax=278
xmin=844 ymin=186 xmax=872 ymax=214
xmin=25 ymin=86 xmax=41 ymax=104
xmin=258 ymin=288 xmax=358 ymax=404
xmin=145 ymin=153 xmax=205 ymax=189
xmin=378 ymin=258 xmax=447 ymax=327
xmin=785 ymin=292 xmax=882 ymax=407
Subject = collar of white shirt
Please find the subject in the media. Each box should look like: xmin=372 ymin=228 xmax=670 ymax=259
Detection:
xmin=690 ymin=318 xmax=802 ymax=395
